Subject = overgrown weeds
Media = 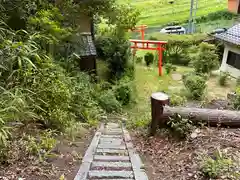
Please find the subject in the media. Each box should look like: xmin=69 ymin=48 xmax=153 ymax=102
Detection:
xmin=199 ymin=148 xmax=240 ymax=179
xmin=219 ymin=72 xmax=230 ymax=86
xmin=167 ymin=113 xmax=194 ymax=139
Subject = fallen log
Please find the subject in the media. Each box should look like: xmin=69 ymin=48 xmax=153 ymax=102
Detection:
xmin=150 ymin=92 xmax=240 ymax=136
xmin=162 ymin=106 xmax=240 ymax=127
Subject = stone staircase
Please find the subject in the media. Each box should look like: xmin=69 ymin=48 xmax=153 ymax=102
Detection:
xmin=74 ymin=122 xmax=148 ymax=180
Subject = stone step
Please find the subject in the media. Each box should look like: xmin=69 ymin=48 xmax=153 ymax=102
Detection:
xmin=91 ymin=161 xmax=132 ymax=168
xmin=103 ymin=131 xmax=122 ymax=135
xmin=94 ymin=155 xmax=130 ymax=161
xmin=88 ymin=170 xmax=134 ymax=179
xmin=106 ymin=123 xmax=120 ymax=127
xmin=98 ymin=144 xmax=126 ymax=150
xmin=87 ymin=179 xmax=133 ymax=180
xmin=99 ymin=138 xmax=124 ymax=144
xmin=96 ymin=148 xmax=128 ymax=155
xmin=101 ymin=135 xmax=122 ymax=138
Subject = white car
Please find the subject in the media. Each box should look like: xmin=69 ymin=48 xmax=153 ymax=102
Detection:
xmin=160 ymin=26 xmax=186 ymax=34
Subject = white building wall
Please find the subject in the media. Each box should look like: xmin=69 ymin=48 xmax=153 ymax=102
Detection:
xmin=220 ymin=44 xmax=240 ymax=78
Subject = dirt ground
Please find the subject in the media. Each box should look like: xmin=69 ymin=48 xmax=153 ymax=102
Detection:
xmin=0 ymin=128 xmax=94 ymax=180
xmin=132 ymin=127 xmax=240 ymax=180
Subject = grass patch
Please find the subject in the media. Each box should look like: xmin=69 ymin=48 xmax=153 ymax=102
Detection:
xmin=126 ymin=64 xmax=236 ymax=129
xmin=119 ymin=0 xmax=227 ymax=27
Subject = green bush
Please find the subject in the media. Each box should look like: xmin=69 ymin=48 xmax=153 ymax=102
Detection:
xmin=170 ymin=94 xmax=187 ymax=106
xmin=95 ymin=29 xmax=133 ymax=81
xmin=195 ymin=10 xmax=237 ymax=24
xmin=165 ymin=63 xmax=177 ymax=74
xmin=192 ymin=42 xmax=219 ymax=74
xmin=167 ymin=113 xmax=194 ymax=139
xmin=236 ymin=77 xmax=240 ymax=86
xmin=148 ymin=33 xmax=207 ymax=67
xmin=97 ymin=90 xmax=122 ymax=113
xmin=183 ymin=73 xmax=207 ymax=100
xmin=219 ymin=72 xmax=230 ymax=86
xmin=25 ymin=130 xmax=57 ymax=160
xmin=166 ymin=46 xmax=191 ymax=66
xmin=136 ymin=56 xmax=143 ymax=64
xmin=234 ymin=87 xmax=240 ymax=110
xmin=200 ymin=148 xmax=234 ymax=179
xmin=148 ymin=36 xmax=158 ymax=41
xmin=144 ymin=52 xmax=154 ymax=66
xmin=114 ymin=78 xmax=133 ymax=106
xmin=127 ymin=113 xmax=151 ymax=130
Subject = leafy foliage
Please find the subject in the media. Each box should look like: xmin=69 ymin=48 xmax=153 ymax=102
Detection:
xmin=192 ymin=42 xmax=219 ymax=74
xmin=0 ymin=0 xmax=139 ymax=164
xmin=234 ymin=87 xmax=240 ymax=110
xmin=136 ymin=56 xmax=143 ymax=64
xmin=165 ymin=63 xmax=177 ymax=74
xmin=144 ymin=52 xmax=154 ymax=66
xmin=95 ymin=28 xmax=133 ymax=81
xmin=200 ymin=148 xmax=236 ymax=179
xmin=167 ymin=113 xmax=194 ymax=139
xmin=183 ymin=73 xmax=207 ymax=100
xmin=97 ymin=90 xmax=122 ymax=113
xmin=25 ymin=130 xmax=57 ymax=160
xmin=114 ymin=77 xmax=133 ymax=106
xmin=219 ymin=71 xmax=230 ymax=87
xmin=170 ymin=94 xmax=187 ymax=106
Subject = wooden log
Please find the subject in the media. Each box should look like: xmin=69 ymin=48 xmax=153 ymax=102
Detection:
xmin=161 ymin=106 xmax=240 ymax=127
xmin=150 ymin=92 xmax=169 ymax=136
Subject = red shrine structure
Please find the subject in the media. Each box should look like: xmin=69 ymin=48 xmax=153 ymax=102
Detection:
xmin=130 ymin=25 xmax=167 ymax=76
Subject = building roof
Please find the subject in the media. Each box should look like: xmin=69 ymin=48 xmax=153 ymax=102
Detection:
xmin=213 ymin=24 xmax=240 ymax=45
xmin=79 ymin=32 xmax=97 ymax=57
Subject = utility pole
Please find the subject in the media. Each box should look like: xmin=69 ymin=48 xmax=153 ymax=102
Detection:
xmin=188 ymin=0 xmax=198 ymax=34
xmin=188 ymin=0 xmax=194 ymax=34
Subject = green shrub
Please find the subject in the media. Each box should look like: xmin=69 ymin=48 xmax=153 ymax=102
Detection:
xmin=170 ymin=94 xmax=187 ymax=106
xmin=234 ymin=87 xmax=240 ymax=110
xmin=127 ymin=113 xmax=151 ymax=130
xmin=236 ymin=77 xmax=240 ymax=86
xmin=144 ymin=52 xmax=154 ymax=66
xmin=148 ymin=36 xmax=158 ymax=41
xmin=97 ymin=90 xmax=122 ymax=113
xmin=165 ymin=41 xmax=191 ymax=66
xmin=114 ymin=78 xmax=133 ymax=106
xmin=136 ymin=56 xmax=143 ymax=64
xmin=192 ymin=42 xmax=219 ymax=74
xmin=167 ymin=113 xmax=194 ymax=139
xmin=25 ymin=130 xmax=57 ymax=160
xmin=219 ymin=72 xmax=230 ymax=86
xmin=195 ymin=10 xmax=237 ymax=24
xmin=95 ymin=29 xmax=133 ymax=81
xmin=200 ymin=148 xmax=234 ymax=179
xmin=165 ymin=63 xmax=177 ymax=74
xmin=183 ymin=74 xmax=207 ymax=100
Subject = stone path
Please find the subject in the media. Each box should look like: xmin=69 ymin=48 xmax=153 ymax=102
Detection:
xmin=74 ymin=123 xmax=148 ymax=180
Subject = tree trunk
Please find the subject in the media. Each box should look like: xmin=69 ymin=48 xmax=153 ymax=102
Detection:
xmin=161 ymin=106 xmax=240 ymax=127
xmin=150 ymin=92 xmax=169 ymax=136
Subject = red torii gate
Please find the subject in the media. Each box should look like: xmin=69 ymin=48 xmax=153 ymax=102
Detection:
xmin=129 ymin=25 xmax=167 ymax=76
xmin=131 ymin=25 xmax=148 ymax=40
xmin=130 ymin=39 xmax=167 ymax=76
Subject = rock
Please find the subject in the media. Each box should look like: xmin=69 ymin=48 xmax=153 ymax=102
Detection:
xmin=190 ymin=129 xmax=201 ymax=139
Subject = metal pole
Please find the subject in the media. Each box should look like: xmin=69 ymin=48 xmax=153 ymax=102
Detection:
xmin=158 ymin=44 xmax=162 ymax=76
xmin=188 ymin=0 xmax=194 ymax=34
xmin=193 ymin=0 xmax=198 ymax=33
